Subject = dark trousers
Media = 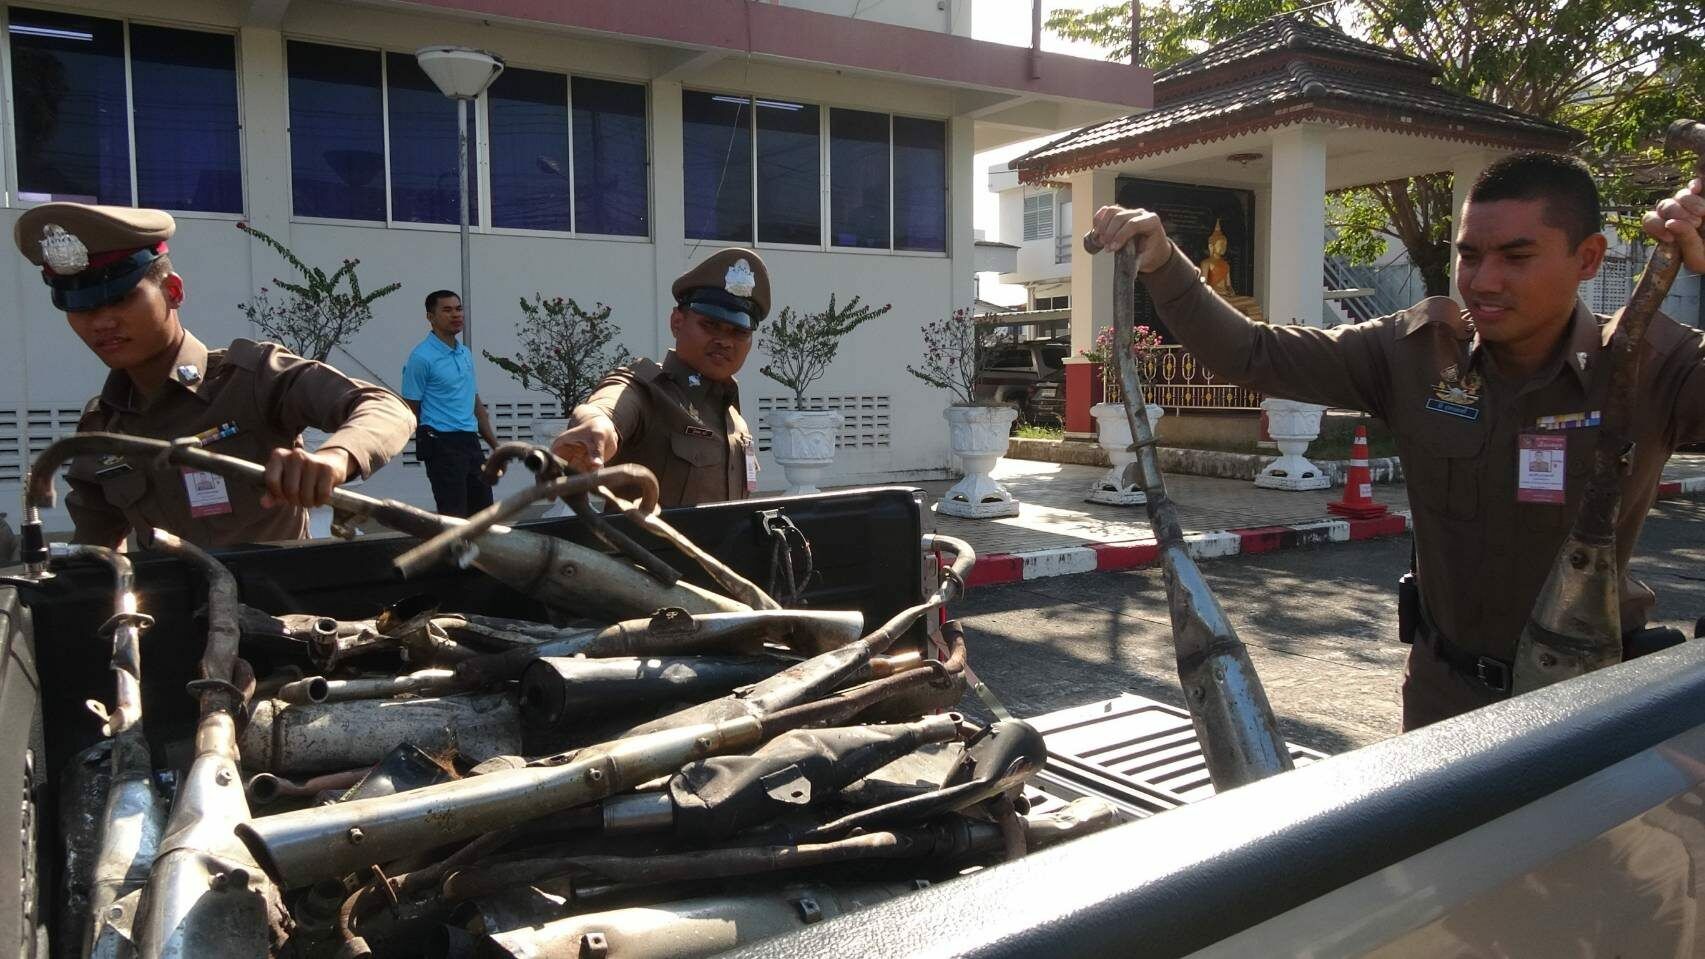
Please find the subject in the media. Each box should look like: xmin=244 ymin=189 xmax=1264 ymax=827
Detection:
xmin=418 ymin=428 xmax=493 ymax=518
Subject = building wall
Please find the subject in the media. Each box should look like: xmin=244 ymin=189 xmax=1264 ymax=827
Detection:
xmin=0 ymin=0 xmax=975 ymax=533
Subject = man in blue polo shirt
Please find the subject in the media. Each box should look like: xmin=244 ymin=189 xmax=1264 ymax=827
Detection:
xmin=401 ymin=290 xmax=500 ymax=516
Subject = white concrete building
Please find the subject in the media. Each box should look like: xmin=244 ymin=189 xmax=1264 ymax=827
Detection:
xmin=0 ymin=0 xmax=1148 ymax=531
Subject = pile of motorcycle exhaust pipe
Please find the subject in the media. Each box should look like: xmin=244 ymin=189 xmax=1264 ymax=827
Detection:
xmin=31 ymin=441 xmax=1121 ymax=958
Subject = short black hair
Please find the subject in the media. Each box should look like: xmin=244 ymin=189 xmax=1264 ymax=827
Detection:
xmin=425 ymin=289 xmax=460 ymax=312
xmin=144 ymin=253 xmax=174 ymax=284
xmin=1467 ymin=152 xmax=1603 ymax=246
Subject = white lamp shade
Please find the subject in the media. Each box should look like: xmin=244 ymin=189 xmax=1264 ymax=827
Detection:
xmin=414 ymin=46 xmax=504 ymax=99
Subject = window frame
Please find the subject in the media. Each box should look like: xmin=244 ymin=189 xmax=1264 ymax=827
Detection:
xmin=283 ymin=37 xmax=653 ymax=239
xmin=1 ymin=4 xmax=248 ymax=218
xmin=687 ymin=89 xmax=949 ymax=257
xmin=1022 ymin=191 xmax=1055 ymax=243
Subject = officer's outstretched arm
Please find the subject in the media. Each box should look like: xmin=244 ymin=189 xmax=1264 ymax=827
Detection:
xmin=551 ymin=412 xmax=619 ymax=473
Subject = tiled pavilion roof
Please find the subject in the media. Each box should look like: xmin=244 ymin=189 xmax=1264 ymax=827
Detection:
xmin=1013 ymin=15 xmax=1579 ymax=182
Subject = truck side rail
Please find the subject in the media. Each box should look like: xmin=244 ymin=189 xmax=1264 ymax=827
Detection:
xmin=733 ymin=639 xmax=1705 ymax=958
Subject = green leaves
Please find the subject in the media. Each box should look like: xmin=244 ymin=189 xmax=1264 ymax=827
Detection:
xmin=483 ymin=295 xmax=631 ymax=416
xmin=757 ymin=293 xmax=891 ymax=409
xmin=234 ymin=222 xmax=399 ymax=362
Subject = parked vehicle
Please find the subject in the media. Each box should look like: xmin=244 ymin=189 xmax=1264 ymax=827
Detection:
xmin=6 ymin=488 xmax=1705 ymax=957
xmin=973 ymin=338 xmax=1067 ymax=427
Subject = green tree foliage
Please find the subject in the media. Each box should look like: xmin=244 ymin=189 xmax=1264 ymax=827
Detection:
xmin=758 ymin=294 xmax=892 ymax=410
xmin=483 ymin=296 xmax=632 ymax=416
xmin=1048 ymin=0 xmax=1703 ymax=294
xmin=235 ymin=222 xmax=401 ymax=362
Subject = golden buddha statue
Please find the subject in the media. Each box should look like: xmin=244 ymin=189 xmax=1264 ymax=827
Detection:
xmin=1197 ymin=218 xmax=1264 ymax=322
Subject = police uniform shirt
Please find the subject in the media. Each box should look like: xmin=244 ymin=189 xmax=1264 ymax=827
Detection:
xmin=1138 ymin=242 xmax=1705 ymax=722
xmin=66 ymin=331 xmax=416 ymax=548
xmin=575 ymin=351 xmax=753 ymax=507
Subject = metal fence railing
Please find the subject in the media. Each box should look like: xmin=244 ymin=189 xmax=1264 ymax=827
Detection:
xmin=1101 ymin=346 xmax=1263 ymax=413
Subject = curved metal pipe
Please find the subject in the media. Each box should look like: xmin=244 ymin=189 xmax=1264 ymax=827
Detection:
xmin=236 ymin=715 xmax=765 ymax=889
xmin=29 ymin=433 xmax=748 ymax=620
xmin=1513 ymin=119 xmax=1705 ymax=692
xmin=1077 ymin=233 xmax=1293 ymax=791
xmin=245 ymin=768 xmax=368 ymax=807
xmin=276 ymin=669 xmax=466 ymax=705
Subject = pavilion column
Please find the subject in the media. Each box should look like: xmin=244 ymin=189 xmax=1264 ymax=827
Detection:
xmin=1064 ymin=169 xmax=1118 ymax=436
xmin=1266 ymin=125 xmax=1328 ymax=326
xmin=1448 ymin=149 xmax=1498 ymax=300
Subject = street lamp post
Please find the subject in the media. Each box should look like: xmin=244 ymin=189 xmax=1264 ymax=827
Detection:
xmin=415 ymin=45 xmax=504 ymax=350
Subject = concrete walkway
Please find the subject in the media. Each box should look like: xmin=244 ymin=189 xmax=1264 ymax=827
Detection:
xmin=914 ymin=452 xmax=1705 ymax=586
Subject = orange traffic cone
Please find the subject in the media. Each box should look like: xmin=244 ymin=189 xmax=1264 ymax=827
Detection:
xmin=1328 ymin=426 xmax=1388 ymax=519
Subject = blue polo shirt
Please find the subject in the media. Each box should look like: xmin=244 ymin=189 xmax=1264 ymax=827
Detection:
xmin=401 ymin=334 xmax=479 ymax=432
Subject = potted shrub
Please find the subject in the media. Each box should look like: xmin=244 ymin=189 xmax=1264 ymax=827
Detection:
xmin=236 ymin=222 xmax=401 ymax=363
xmin=1082 ymin=325 xmax=1167 ymax=506
xmin=906 ymin=308 xmax=1020 ymax=519
xmin=757 ymin=294 xmax=891 ymax=494
xmin=482 ymin=295 xmax=632 ymax=445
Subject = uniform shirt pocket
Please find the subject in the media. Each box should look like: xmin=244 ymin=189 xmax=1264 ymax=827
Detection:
xmin=669 ymin=431 xmax=723 ymax=468
xmin=1408 ymin=429 xmax=1489 ymax=522
xmin=98 ymin=469 xmax=150 ymax=509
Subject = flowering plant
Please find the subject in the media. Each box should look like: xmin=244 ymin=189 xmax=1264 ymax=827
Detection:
xmin=1078 ymin=324 xmax=1163 ymax=364
xmin=905 ymin=308 xmax=1004 ymax=407
xmin=483 ymin=295 xmax=632 ymax=416
xmin=759 ymin=294 xmax=892 ymax=410
xmin=235 ymin=221 xmax=400 ymax=362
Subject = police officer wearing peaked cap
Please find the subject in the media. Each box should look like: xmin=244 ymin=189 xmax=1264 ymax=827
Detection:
xmin=552 ymin=248 xmax=770 ymax=507
xmin=14 ymin=202 xmax=415 ymax=548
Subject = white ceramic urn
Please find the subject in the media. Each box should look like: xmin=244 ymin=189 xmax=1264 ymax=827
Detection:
xmin=770 ymin=408 xmax=843 ymax=495
xmin=937 ymin=405 xmax=1020 ymax=519
xmin=1087 ymin=401 xmax=1165 ymax=505
xmin=1254 ymin=397 xmax=1330 ymax=491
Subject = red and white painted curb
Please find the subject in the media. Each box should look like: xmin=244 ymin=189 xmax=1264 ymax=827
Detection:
xmin=961 ymin=474 xmax=1705 ymax=588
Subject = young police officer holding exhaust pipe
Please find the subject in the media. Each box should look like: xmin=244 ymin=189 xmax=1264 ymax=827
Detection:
xmin=1091 ymin=158 xmax=1705 ymax=730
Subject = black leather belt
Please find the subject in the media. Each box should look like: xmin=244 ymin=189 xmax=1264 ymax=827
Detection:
xmin=1419 ymin=623 xmax=1512 ymax=695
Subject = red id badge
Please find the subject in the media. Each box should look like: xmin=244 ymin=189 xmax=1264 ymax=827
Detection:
xmin=1516 ymin=432 xmax=1566 ymax=504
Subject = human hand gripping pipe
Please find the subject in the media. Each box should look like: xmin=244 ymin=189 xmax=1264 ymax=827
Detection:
xmin=1512 ymin=119 xmax=1705 ymax=692
xmin=1080 ymin=232 xmax=1293 ymax=790
xmin=135 ymin=530 xmax=284 ymax=958
xmin=48 ymin=544 xmax=164 ymax=958
xmin=26 ymin=433 xmax=748 ymax=620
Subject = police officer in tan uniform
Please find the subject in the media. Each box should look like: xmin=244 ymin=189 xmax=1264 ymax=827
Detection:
xmin=1090 ymin=155 xmax=1705 ymax=730
xmin=15 ymin=202 xmax=415 ymax=548
xmin=551 ymin=249 xmax=766 ymax=507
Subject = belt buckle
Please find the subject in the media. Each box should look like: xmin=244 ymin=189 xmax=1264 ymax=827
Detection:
xmin=1475 ymin=656 xmax=1511 ymax=694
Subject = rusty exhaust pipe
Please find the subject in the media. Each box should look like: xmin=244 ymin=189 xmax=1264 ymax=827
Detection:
xmin=1512 ymin=119 xmax=1705 ymax=692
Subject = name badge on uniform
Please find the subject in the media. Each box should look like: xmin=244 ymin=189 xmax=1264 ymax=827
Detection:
xmin=95 ymin=455 xmax=133 ymax=480
xmin=743 ymin=436 xmax=759 ymax=494
xmin=1516 ymin=432 xmax=1566 ymax=504
xmin=684 ymin=425 xmax=715 ymax=438
xmin=181 ymin=468 xmax=233 ymax=518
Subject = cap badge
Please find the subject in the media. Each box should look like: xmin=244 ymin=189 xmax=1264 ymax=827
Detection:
xmin=177 ymin=364 xmax=201 ymax=385
xmin=40 ymin=224 xmax=89 ymax=276
xmin=724 ymin=259 xmax=756 ymax=298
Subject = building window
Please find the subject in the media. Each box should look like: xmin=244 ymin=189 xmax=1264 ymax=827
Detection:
xmin=386 ymin=52 xmax=479 ymax=226
xmin=1034 ymin=294 xmax=1069 ymax=311
xmin=756 ymin=99 xmax=820 ymax=245
xmin=892 ymin=115 xmax=946 ymax=252
xmin=1022 ymin=193 xmax=1054 ymax=242
xmin=287 ymin=41 xmax=385 ymax=221
xmin=685 ymin=92 xmax=947 ymax=252
xmin=572 ymin=77 xmax=648 ymax=237
xmin=682 ymin=90 xmax=752 ymax=243
xmin=487 ymin=66 xmax=569 ymax=231
xmin=9 ymin=7 xmax=240 ymax=212
xmin=829 ymin=108 xmax=889 ymax=249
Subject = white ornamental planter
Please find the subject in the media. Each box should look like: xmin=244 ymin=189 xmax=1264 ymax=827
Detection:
xmin=937 ymin=405 xmax=1020 ymax=519
xmin=1254 ymin=398 xmax=1330 ymax=491
xmin=1087 ymin=401 xmax=1165 ymax=505
xmin=770 ymin=408 xmax=843 ymax=495
xmin=531 ymin=415 xmax=570 ymax=448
